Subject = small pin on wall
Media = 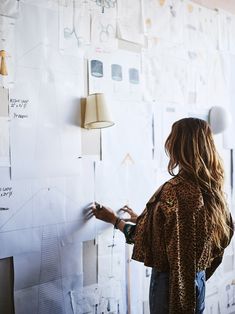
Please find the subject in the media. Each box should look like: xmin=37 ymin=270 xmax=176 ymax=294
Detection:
xmin=0 ymin=50 xmax=8 ymax=76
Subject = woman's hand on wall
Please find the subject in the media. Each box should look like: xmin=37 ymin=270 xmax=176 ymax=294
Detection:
xmin=119 ymin=205 xmax=138 ymax=223
xmin=91 ymin=202 xmax=117 ymax=225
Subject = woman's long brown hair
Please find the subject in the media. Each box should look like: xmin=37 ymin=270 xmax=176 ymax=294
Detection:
xmin=165 ymin=117 xmax=231 ymax=249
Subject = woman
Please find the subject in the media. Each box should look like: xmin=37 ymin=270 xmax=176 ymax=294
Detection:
xmin=91 ymin=118 xmax=234 ymax=314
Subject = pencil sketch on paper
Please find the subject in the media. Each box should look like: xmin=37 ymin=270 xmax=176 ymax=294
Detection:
xmin=111 ymin=64 xmax=122 ymax=81
xmin=129 ymin=68 xmax=139 ymax=85
xmin=37 ymin=226 xmax=65 ymax=314
xmin=99 ymin=23 xmax=115 ymax=43
xmin=91 ymin=60 xmax=103 ymax=78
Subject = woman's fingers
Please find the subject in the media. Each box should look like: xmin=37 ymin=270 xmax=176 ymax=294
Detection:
xmin=119 ymin=205 xmax=133 ymax=214
xmin=89 ymin=202 xmax=105 ymax=218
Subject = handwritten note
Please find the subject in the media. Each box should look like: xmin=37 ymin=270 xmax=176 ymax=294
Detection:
xmin=0 ymin=186 xmax=13 ymax=198
xmin=10 ymin=98 xmax=29 ymax=109
xmin=13 ymin=113 xmax=28 ymax=119
xmin=10 ymin=98 xmax=29 ymax=119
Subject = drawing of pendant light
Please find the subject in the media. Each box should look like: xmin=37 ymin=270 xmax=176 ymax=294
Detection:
xmin=129 ymin=68 xmax=139 ymax=84
xmin=91 ymin=60 xmax=103 ymax=78
xmin=111 ymin=64 xmax=122 ymax=81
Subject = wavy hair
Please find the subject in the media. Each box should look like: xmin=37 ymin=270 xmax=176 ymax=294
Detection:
xmin=165 ymin=117 xmax=231 ymax=249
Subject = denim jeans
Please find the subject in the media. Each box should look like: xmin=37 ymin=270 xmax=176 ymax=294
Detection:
xmin=149 ymin=269 xmax=206 ymax=314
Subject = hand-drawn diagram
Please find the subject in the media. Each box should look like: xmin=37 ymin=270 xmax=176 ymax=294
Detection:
xmin=59 ymin=0 xmax=91 ymax=55
xmin=117 ymin=0 xmax=144 ymax=45
xmin=88 ymin=50 xmax=142 ymax=100
xmin=111 ymin=64 xmax=122 ymax=81
xmin=91 ymin=15 xmax=117 ymax=52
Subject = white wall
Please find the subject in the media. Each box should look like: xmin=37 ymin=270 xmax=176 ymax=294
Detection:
xmin=0 ymin=1 xmax=234 ymax=314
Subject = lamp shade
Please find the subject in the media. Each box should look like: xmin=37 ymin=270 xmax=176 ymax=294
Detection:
xmin=84 ymin=93 xmax=114 ymax=129
xmin=209 ymin=106 xmax=231 ymax=134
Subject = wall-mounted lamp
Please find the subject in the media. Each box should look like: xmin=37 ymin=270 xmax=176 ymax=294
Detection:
xmin=0 ymin=50 xmax=8 ymax=76
xmin=209 ymin=106 xmax=231 ymax=134
xmin=83 ymin=93 xmax=114 ymax=129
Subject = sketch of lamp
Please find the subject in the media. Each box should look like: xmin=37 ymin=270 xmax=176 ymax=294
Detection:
xmin=111 ymin=64 xmax=122 ymax=81
xmin=0 ymin=50 xmax=8 ymax=76
xmin=91 ymin=60 xmax=103 ymax=78
xmin=129 ymin=68 xmax=139 ymax=84
xmin=92 ymin=0 xmax=117 ymax=13
xmin=83 ymin=93 xmax=114 ymax=129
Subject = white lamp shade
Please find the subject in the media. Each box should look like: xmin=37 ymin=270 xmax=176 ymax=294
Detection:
xmin=84 ymin=93 xmax=114 ymax=129
xmin=209 ymin=106 xmax=231 ymax=134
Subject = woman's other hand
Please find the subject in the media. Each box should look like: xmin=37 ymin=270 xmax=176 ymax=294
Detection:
xmin=91 ymin=202 xmax=117 ymax=225
xmin=119 ymin=205 xmax=138 ymax=223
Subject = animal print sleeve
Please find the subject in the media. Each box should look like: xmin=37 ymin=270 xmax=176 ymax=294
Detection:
xmin=160 ymin=183 xmax=197 ymax=314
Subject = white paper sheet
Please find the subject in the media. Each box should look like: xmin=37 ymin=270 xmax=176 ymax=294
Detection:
xmin=0 ymin=167 xmax=95 ymax=234
xmin=218 ymin=9 xmax=235 ymax=54
xmin=97 ymin=228 xmax=126 ymax=312
xmin=0 ymin=118 xmax=10 ymax=167
xmin=205 ymin=264 xmax=235 ymax=314
xmin=14 ymin=274 xmax=82 ymax=314
xmin=207 ymin=51 xmax=230 ymax=108
xmin=81 ymin=128 xmax=101 ymax=156
xmin=13 ymin=226 xmax=83 ymax=290
xmin=0 ymin=87 xmax=9 ymax=116
xmin=184 ymin=2 xmax=219 ymax=51
xmin=154 ymin=104 xmax=187 ymax=170
xmin=197 ymin=5 xmax=219 ymax=51
xmin=95 ymin=159 xmax=158 ymax=215
xmin=70 ymin=284 xmax=100 ymax=314
xmin=143 ymin=50 xmax=187 ymax=104
xmin=0 ymin=0 xmax=19 ymax=18
xmin=101 ymin=100 xmax=152 ymax=165
xmin=91 ymin=14 xmax=118 ymax=53
xmin=10 ymin=65 xmax=82 ymax=178
xmin=59 ymin=0 xmax=90 ymax=56
xmin=117 ymin=0 xmax=144 ymax=45
xmin=82 ymin=239 xmax=98 ymax=286
xmin=143 ymin=0 xmax=184 ymax=44
xmin=95 ymin=160 xmax=127 ymax=209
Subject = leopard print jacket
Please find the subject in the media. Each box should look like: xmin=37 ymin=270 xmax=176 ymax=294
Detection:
xmin=126 ymin=174 xmax=234 ymax=314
